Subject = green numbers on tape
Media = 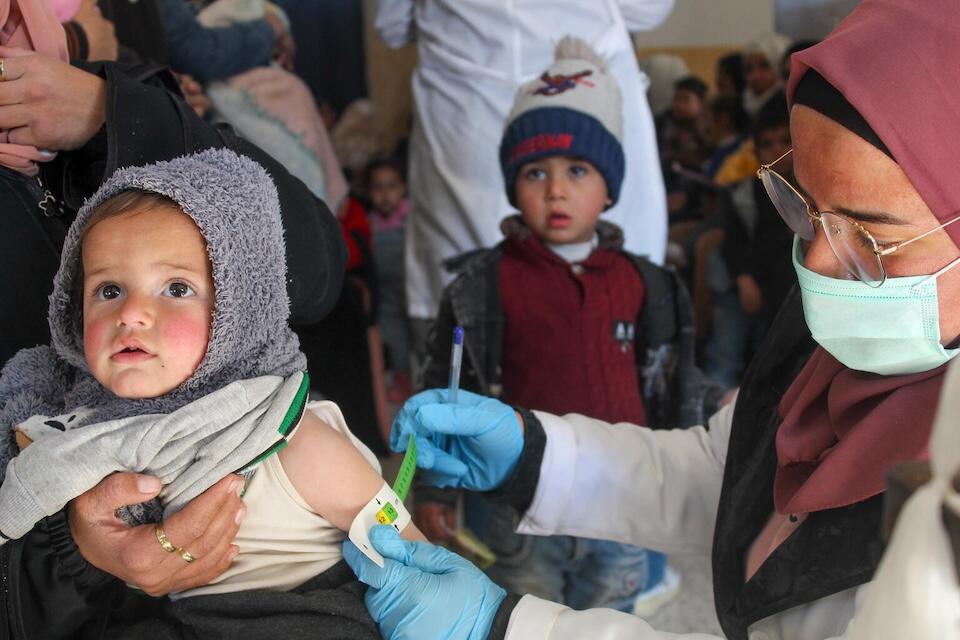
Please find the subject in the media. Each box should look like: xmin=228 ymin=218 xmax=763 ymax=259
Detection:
xmin=376 ymin=502 xmax=399 ymax=524
xmin=392 ymin=434 xmax=417 ymax=501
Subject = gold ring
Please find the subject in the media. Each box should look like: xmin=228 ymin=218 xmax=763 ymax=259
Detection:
xmin=177 ymin=547 xmax=196 ymax=563
xmin=0 ymin=59 xmax=5 ymax=82
xmin=154 ymin=525 xmax=177 ymax=553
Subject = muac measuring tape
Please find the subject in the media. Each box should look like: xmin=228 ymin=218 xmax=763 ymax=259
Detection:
xmin=348 ymin=434 xmax=417 ymax=567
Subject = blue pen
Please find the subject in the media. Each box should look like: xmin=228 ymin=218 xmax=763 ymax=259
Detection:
xmin=448 ymin=326 xmax=464 ymax=403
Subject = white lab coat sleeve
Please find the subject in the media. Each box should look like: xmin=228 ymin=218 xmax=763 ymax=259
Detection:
xmin=516 ymin=398 xmax=735 ymax=556
xmin=505 ymin=594 xmax=723 ymax=640
xmin=374 ymin=0 xmax=415 ymax=48
xmin=505 ymin=587 xmax=867 ymax=640
xmin=617 ymin=0 xmax=676 ymax=31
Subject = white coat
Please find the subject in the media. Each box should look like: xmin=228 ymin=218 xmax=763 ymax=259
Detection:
xmin=374 ymin=0 xmax=674 ymax=319
xmin=503 ymin=399 xmax=874 ymax=640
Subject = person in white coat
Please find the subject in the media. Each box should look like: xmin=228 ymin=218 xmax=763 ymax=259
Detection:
xmin=343 ymin=1 xmax=960 ymax=638
xmin=374 ymin=0 xmax=674 ymax=328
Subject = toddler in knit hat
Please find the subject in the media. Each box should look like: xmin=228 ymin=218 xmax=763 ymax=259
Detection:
xmin=419 ymin=38 xmax=691 ymax=616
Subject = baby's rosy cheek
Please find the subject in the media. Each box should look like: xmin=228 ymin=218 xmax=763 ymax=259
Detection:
xmin=163 ymin=315 xmax=211 ymax=365
xmin=83 ymin=317 xmax=109 ymax=361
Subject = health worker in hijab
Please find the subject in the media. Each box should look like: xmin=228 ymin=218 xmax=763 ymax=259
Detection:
xmin=343 ymin=1 xmax=960 ymax=639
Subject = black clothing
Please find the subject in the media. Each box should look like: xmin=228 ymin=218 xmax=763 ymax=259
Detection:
xmin=0 ymin=167 xmax=67 ymax=368
xmin=0 ymin=60 xmax=345 ymax=640
xmin=294 ymin=279 xmax=388 ymax=457
xmin=711 ymin=290 xmax=884 ymax=639
xmin=720 ymin=178 xmax=795 ymax=321
xmin=116 ymin=562 xmax=376 ymax=640
xmin=100 ymin=0 xmax=170 ymax=66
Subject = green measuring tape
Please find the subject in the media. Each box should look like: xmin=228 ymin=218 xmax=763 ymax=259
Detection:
xmin=373 ymin=434 xmax=417 ymax=527
xmin=392 ymin=434 xmax=417 ymax=500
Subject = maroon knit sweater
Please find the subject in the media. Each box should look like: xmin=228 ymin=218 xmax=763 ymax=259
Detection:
xmin=498 ymin=230 xmax=646 ymax=425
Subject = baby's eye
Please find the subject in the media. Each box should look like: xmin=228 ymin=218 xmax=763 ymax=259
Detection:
xmin=164 ymin=282 xmax=196 ymax=298
xmin=523 ymin=167 xmax=546 ymax=181
xmin=569 ymin=164 xmax=590 ymax=177
xmin=96 ymin=284 xmax=122 ymax=301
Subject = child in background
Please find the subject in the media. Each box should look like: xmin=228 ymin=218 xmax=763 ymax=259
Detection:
xmin=656 ymin=75 xmax=711 ymax=220
xmin=0 ymin=149 xmax=421 ymax=636
xmin=702 ymin=94 xmax=750 ymax=181
xmin=365 ymin=157 xmax=413 ymax=403
xmin=417 ymin=38 xmax=720 ymax=616
xmin=741 ymin=32 xmax=792 ymax=117
xmin=656 ymin=75 xmax=711 ymax=177
xmin=705 ymin=95 xmax=794 ymax=389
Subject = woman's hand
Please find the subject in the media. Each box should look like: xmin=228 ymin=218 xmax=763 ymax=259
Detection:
xmin=0 ymin=46 xmax=106 ymax=151
xmin=736 ymin=273 xmax=763 ymax=316
xmin=68 ymin=473 xmax=245 ymax=597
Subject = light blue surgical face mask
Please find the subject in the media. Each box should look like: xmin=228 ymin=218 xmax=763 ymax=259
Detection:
xmin=792 ymin=236 xmax=960 ymax=375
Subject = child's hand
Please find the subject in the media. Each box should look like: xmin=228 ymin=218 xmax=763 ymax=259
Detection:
xmin=176 ymin=73 xmax=211 ymax=119
xmin=414 ymin=502 xmax=456 ymax=543
xmin=736 ymin=273 xmax=764 ymax=316
xmin=68 ymin=473 xmax=245 ymax=596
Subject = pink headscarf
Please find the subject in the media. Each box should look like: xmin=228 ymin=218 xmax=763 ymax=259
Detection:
xmin=775 ymin=0 xmax=960 ymax=515
xmin=50 ymin=0 xmax=82 ymax=23
xmin=0 ymin=0 xmax=68 ymax=175
xmin=787 ymin=0 xmax=960 ymax=247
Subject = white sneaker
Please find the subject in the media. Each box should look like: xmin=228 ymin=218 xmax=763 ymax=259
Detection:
xmin=632 ymin=566 xmax=682 ymax=617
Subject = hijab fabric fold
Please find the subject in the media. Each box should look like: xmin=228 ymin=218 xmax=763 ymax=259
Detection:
xmin=775 ymin=350 xmax=942 ymax=514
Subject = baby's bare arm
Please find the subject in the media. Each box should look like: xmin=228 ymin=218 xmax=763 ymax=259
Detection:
xmin=279 ymin=410 xmax=425 ymax=541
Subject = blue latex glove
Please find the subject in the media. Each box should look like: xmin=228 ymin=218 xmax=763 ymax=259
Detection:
xmin=391 ymin=389 xmax=524 ymax=490
xmin=343 ymin=525 xmax=506 ymax=640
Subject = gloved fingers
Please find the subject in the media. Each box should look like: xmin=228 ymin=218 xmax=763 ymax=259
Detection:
xmin=343 ymin=540 xmax=384 ymax=588
xmin=343 ymin=539 xmax=412 ymax=590
xmin=419 ymin=446 xmax=469 ymax=478
xmin=414 ymin=403 xmax=498 ymax=437
xmin=369 ymin=525 xmax=458 ymax=574
xmin=389 ymin=389 xmax=450 ymax=451
xmin=412 ymin=436 xmax=436 ymax=468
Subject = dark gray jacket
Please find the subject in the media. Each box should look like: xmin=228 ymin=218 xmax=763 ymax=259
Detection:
xmin=423 ymin=217 xmax=721 ymax=431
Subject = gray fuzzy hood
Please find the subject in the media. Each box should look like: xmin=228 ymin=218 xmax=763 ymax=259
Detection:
xmin=1 ymin=149 xmax=307 ymax=478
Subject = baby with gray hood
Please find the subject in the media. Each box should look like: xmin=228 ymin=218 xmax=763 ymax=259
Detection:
xmin=0 ymin=149 xmax=420 ymax=634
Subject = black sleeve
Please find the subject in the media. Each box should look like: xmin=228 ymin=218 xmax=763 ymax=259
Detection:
xmin=48 ymin=61 xmax=346 ymax=325
xmin=1 ymin=511 xmax=124 ymax=640
xmin=487 ymin=593 xmax=523 ymax=640
xmin=485 ymin=408 xmax=546 ymax=515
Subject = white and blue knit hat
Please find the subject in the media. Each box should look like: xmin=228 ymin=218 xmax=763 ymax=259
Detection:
xmin=500 ymin=37 xmax=625 ymax=206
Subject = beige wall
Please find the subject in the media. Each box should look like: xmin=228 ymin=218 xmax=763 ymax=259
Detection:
xmin=637 ymin=0 xmax=774 ymax=48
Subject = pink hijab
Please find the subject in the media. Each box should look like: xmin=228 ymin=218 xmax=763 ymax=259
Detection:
xmin=787 ymin=0 xmax=960 ymax=246
xmin=0 ymin=0 xmax=68 ymax=176
xmin=774 ymin=0 xmax=960 ymax=515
